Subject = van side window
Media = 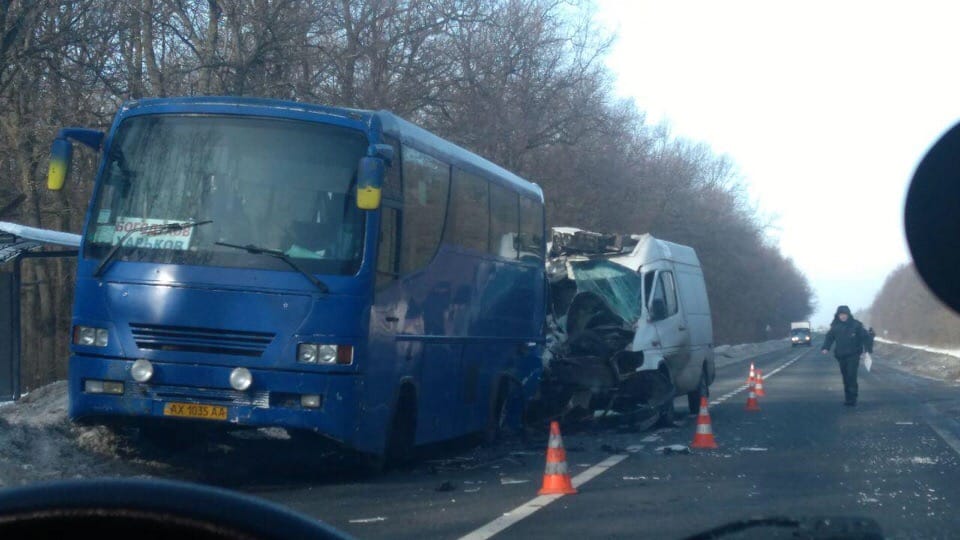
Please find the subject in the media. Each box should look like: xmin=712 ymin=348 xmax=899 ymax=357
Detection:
xmin=643 ymin=271 xmax=656 ymax=306
xmin=445 ymin=168 xmax=490 ymax=252
xmin=648 ymin=272 xmax=666 ymax=310
xmin=400 ymin=146 xmax=450 ymax=274
xmin=660 ymin=271 xmax=679 ymax=316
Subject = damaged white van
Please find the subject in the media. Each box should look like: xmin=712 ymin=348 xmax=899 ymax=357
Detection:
xmin=537 ymin=228 xmax=716 ymax=425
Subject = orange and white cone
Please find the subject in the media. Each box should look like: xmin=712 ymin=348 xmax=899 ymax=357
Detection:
xmin=538 ymin=421 xmax=577 ymax=495
xmin=746 ymin=362 xmax=756 ymax=386
xmin=691 ymin=396 xmax=718 ymax=449
xmin=754 ymin=369 xmax=766 ymax=397
xmin=745 ymin=381 xmax=761 ymax=411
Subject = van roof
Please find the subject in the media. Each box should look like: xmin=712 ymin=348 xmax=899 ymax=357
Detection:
xmin=609 ymin=234 xmax=701 ymax=271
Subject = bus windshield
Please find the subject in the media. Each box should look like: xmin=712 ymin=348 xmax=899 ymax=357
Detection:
xmin=85 ymin=114 xmax=368 ymax=276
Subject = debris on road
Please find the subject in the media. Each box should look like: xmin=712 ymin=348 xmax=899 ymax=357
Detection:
xmin=601 ymin=444 xmax=626 ymax=454
xmin=464 ymin=487 xmax=481 ymax=493
xmin=435 ymin=481 xmax=456 ymax=492
xmin=656 ymin=444 xmax=691 ymax=455
xmin=500 ymin=478 xmax=530 ymax=485
xmin=626 ymin=445 xmax=644 ymax=453
xmin=348 ymin=517 xmax=387 ymax=524
xmin=622 ymin=476 xmax=647 ymax=481
xmin=740 ymin=447 xmax=769 ymax=452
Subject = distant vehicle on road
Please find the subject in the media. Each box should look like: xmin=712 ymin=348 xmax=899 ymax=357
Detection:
xmin=45 ymin=97 xmax=546 ymax=464
xmin=791 ymin=321 xmax=813 ymax=347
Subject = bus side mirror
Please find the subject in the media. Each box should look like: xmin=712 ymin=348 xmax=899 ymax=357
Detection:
xmin=47 ymin=128 xmax=104 ymax=191
xmin=357 ymin=156 xmax=385 ymax=210
xmin=47 ymin=138 xmax=73 ymax=191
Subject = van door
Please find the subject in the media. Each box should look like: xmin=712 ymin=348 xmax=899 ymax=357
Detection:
xmin=646 ymin=269 xmax=692 ymax=388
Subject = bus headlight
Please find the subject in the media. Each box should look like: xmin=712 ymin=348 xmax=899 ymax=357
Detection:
xmin=229 ymin=367 xmax=253 ymax=391
xmin=74 ymin=326 xmax=109 ymax=347
xmin=297 ymin=344 xmax=352 ymax=365
xmin=131 ymin=359 xmax=154 ymax=382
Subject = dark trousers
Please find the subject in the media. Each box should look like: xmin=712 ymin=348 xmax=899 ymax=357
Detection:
xmin=837 ymin=354 xmax=860 ymax=403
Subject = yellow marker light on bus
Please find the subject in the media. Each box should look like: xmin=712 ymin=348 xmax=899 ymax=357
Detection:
xmin=47 ymin=158 xmax=68 ymax=190
xmin=47 ymin=138 xmax=72 ymax=191
xmin=357 ymin=186 xmax=382 ymax=210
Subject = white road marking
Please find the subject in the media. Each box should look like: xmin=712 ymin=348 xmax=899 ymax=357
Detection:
xmin=458 ymin=454 xmax=629 ymax=540
xmin=922 ymin=404 xmax=960 ymax=460
xmin=710 ymin=351 xmax=808 ymax=407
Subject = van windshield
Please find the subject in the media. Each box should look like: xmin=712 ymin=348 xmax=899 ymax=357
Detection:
xmin=568 ymin=259 xmax=643 ymax=323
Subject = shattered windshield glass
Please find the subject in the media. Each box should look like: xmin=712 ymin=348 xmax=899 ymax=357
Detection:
xmin=568 ymin=259 xmax=643 ymax=324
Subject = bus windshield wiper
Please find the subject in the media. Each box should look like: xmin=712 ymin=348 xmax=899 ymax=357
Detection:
xmin=215 ymin=241 xmax=330 ymax=293
xmin=93 ymin=219 xmax=213 ymax=278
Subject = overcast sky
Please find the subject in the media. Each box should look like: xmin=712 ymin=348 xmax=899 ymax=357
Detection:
xmin=594 ymin=0 xmax=960 ymax=326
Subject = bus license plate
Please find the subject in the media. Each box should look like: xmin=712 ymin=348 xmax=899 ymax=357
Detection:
xmin=163 ymin=402 xmax=228 ymax=421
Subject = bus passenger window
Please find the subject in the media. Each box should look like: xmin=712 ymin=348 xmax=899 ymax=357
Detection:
xmin=446 ymin=168 xmax=489 ymax=253
xmin=400 ymin=146 xmax=449 ymax=274
xmin=519 ymin=196 xmax=544 ymax=261
xmin=489 ymin=183 xmax=519 ymax=259
xmin=382 ymin=137 xmax=401 ymax=202
xmin=377 ymin=206 xmax=400 ymax=288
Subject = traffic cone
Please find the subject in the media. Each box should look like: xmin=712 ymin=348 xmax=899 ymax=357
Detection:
xmin=691 ymin=396 xmax=718 ymax=449
xmin=538 ymin=421 xmax=577 ymax=495
xmin=754 ymin=369 xmax=766 ymax=397
xmin=745 ymin=380 xmax=761 ymax=411
xmin=746 ymin=362 xmax=756 ymax=386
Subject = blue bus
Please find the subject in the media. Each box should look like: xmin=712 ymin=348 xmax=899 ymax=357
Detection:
xmin=48 ymin=97 xmax=546 ymax=461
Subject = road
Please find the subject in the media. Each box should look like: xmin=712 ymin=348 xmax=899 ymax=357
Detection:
xmin=247 ymin=345 xmax=960 ymax=539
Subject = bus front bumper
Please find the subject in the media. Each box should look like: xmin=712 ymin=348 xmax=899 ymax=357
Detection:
xmin=68 ymin=355 xmax=362 ymax=446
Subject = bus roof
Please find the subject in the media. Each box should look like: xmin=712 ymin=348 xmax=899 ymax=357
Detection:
xmin=119 ymin=97 xmax=543 ymax=201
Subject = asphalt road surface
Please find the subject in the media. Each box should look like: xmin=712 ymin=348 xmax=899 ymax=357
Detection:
xmin=249 ymin=345 xmax=960 ymax=539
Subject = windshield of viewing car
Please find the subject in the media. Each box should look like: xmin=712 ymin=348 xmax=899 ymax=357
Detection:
xmin=85 ymin=114 xmax=368 ymax=275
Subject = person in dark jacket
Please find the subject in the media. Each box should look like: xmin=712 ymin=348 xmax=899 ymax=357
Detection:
xmin=821 ymin=305 xmax=873 ymax=406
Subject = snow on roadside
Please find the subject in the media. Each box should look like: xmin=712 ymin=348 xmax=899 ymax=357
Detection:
xmin=0 ymin=381 xmax=146 ymax=487
xmin=872 ymin=340 xmax=960 ymax=382
xmin=875 ymin=338 xmax=960 ymax=360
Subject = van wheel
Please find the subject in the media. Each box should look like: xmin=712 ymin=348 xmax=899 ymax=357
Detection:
xmin=654 ymin=368 xmax=676 ymax=428
xmin=687 ymin=368 xmax=708 ymax=415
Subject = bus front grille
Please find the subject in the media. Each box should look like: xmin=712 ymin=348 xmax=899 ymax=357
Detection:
xmin=129 ymin=323 xmax=275 ymax=357
xmin=131 ymin=383 xmax=270 ymax=408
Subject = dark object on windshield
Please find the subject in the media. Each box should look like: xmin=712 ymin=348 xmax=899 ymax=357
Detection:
xmin=682 ymin=515 xmax=884 ymax=540
xmin=0 ymin=478 xmax=352 ymax=539
xmin=906 ymin=121 xmax=960 ymax=315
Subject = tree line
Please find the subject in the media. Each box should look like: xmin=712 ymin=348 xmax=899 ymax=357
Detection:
xmin=864 ymin=263 xmax=960 ymax=347
xmin=1 ymin=0 xmax=813 ymax=389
